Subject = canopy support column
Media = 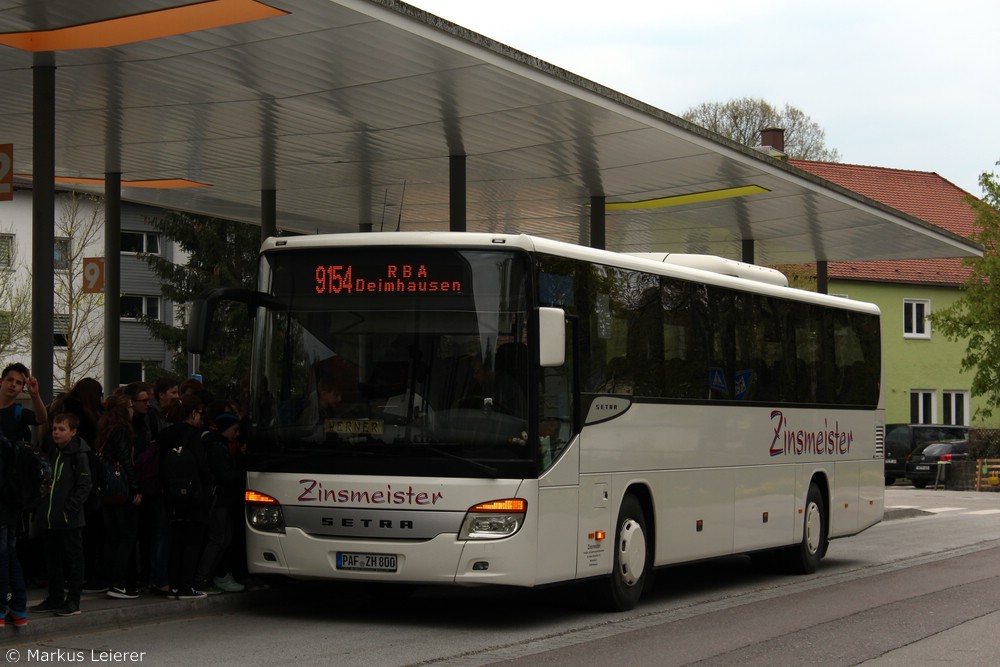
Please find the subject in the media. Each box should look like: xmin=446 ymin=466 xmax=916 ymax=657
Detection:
xmin=31 ymin=54 xmax=55 ymax=400
xmin=590 ymin=196 xmax=605 ymax=250
xmin=449 ymin=154 xmax=466 ymax=232
xmin=262 ymin=188 xmax=276 ymax=240
xmin=103 ymin=172 xmax=122 ymax=390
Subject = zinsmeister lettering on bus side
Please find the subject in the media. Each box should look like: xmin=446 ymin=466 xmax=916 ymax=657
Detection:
xmin=298 ymin=480 xmax=444 ymax=505
xmin=768 ymin=410 xmax=853 ymax=457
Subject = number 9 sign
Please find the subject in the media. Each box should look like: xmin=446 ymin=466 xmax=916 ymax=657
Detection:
xmin=82 ymin=257 xmax=105 ymax=293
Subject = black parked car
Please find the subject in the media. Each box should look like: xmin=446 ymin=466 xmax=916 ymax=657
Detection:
xmin=884 ymin=424 xmax=970 ymax=485
xmin=905 ymin=440 xmax=970 ymax=488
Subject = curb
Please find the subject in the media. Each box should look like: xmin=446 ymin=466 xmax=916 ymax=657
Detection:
xmin=6 ymin=587 xmax=271 ymax=643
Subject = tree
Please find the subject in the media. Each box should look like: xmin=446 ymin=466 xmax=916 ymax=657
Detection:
xmin=142 ymin=211 xmax=262 ymax=400
xmin=929 ymin=164 xmax=1000 ymax=419
xmin=682 ymin=98 xmax=841 ymax=161
xmin=52 ymin=192 xmax=105 ymax=392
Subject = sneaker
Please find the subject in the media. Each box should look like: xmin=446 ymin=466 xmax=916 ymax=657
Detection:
xmin=194 ymin=581 xmax=222 ymax=595
xmin=30 ymin=598 xmax=64 ymax=613
xmin=7 ymin=608 xmax=28 ymax=627
xmin=213 ymin=575 xmax=245 ymax=593
xmin=55 ymin=604 xmax=81 ymax=617
xmin=174 ymin=588 xmax=207 ymax=600
xmin=106 ymin=587 xmax=140 ymax=600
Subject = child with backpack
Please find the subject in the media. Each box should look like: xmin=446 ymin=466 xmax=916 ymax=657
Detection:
xmin=31 ymin=413 xmax=92 ymax=617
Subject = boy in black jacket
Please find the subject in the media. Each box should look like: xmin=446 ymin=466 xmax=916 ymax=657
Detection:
xmin=31 ymin=413 xmax=92 ymax=617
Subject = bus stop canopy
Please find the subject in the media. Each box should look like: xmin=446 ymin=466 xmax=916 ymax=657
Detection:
xmin=0 ymin=0 xmax=982 ymax=264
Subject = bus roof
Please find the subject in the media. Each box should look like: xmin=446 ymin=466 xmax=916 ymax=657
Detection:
xmin=261 ymin=232 xmax=880 ymax=315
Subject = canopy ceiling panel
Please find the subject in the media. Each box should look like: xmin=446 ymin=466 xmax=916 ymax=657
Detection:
xmin=0 ymin=0 xmax=980 ymax=261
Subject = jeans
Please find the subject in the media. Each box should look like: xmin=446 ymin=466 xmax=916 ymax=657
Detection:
xmin=0 ymin=523 xmax=27 ymax=612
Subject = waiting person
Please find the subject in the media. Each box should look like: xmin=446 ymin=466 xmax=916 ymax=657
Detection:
xmin=149 ymin=376 xmax=179 ymax=438
xmin=32 ymin=413 xmax=92 ymax=617
xmin=194 ymin=411 xmax=245 ymax=594
xmin=126 ymin=382 xmax=169 ymax=596
xmin=0 ymin=363 xmax=48 ymax=444
xmin=0 ymin=429 xmax=28 ymax=628
xmin=0 ymin=363 xmax=48 ymax=594
xmin=62 ymin=377 xmax=105 ymax=594
xmin=96 ymin=394 xmax=141 ymax=600
xmin=157 ymin=395 xmax=210 ymax=599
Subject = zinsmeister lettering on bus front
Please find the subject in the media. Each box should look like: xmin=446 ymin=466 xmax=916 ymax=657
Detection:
xmin=298 ymin=480 xmax=444 ymax=505
xmin=768 ymin=410 xmax=853 ymax=457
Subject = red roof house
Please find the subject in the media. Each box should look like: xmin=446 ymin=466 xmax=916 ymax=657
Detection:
xmin=789 ymin=160 xmax=979 ymax=284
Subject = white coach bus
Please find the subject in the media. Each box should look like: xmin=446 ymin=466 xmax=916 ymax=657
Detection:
xmin=189 ymin=232 xmax=884 ymax=611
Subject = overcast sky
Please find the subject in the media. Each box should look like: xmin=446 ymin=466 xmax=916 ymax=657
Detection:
xmin=414 ymin=0 xmax=999 ymax=196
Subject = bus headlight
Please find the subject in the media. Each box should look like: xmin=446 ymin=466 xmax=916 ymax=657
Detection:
xmin=246 ymin=490 xmax=285 ymax=534
xmin=459 ymin=499 xmax=527 ymax=540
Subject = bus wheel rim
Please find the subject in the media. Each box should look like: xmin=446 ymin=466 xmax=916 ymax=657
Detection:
xmin=618 ymin=518 xmax=646 ymax=586
xmin=804 ymin=501 xmax=822 ymax=555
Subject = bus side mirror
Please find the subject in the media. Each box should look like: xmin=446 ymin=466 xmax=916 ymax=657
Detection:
xmin=186 ymin=287 xmax=260 ymax=354
xmin=538 ymin=307 xmax=566 ymax=367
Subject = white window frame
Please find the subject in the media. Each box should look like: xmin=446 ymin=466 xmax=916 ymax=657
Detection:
xmin=910 ymin=389 xmax=937 ymax=424
xmin=0 ymin=310 xmax=11 ymax=343
xmin=903 ymin=299 xmax=930 ymax=339
xmin=53 ymin=312 xmax=70 ymax=347
xmin=0 ymin=234 xmax=13 ymax=269
xmin=121 ymin=294 xmax=160 ymax=321
xmin=942 ymin=391 xmax=970 ymax=426
xmin=54 ymin=237 xmax=71 ymax=272
xmin=121 ymin=231 xmax=161 ymax=255
xmin=119 ymin=361 xmax=145 ymax=385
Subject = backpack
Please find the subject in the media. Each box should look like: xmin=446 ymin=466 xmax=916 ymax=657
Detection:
xmin=161 ymin=434 xmax=203 ymax=516
xmin=2 ymin=436 xmax=51 ymax=511
xmin=67 ymin=445 xmax=105 ymax=512
xmin=134 ymin=440 xmax=162 ymax=496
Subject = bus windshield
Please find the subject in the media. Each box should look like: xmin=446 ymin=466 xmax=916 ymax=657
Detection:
xmin=247 ymin=247 xmax=535 ymax=479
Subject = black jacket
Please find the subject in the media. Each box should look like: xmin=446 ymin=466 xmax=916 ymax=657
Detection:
xmin=102 ymin=426 xmax=139 ymax=498
xmin=0 ymin=437 xmax=18 ymax=526
xmin=203 ymin=430 xmax=243 ymax=509
xmin=46 ymin=436 xmax=93 ymax=530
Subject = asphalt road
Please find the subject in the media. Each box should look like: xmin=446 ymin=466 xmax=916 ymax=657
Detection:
xmin=4 ymin=487 xmax=999 ymax=666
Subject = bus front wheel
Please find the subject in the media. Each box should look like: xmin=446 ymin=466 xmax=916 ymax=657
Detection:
xmin=781 ymin=482 xmax=827 ymax=574
xmin=600 ymin=494 xmax=650 ymax=611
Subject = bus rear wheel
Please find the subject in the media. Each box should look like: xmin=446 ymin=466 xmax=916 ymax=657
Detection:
xmin=600 ymin=494 xmax=650 ymax=611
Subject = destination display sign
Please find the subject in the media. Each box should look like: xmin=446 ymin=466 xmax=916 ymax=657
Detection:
xmin=269 ymin=249 xmax=475 ymax=303
xmin=313 ymin=262 xmax=464 ymax=295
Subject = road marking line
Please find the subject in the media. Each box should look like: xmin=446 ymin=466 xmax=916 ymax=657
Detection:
xmin=964 ymin=509 xmax=1000 ymax=515
xmin=925 ymin=507 xmax=966 ymax=513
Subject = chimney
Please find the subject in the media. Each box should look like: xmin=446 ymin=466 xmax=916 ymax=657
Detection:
xmin=760 ymin=127 xmax=785 ymax=153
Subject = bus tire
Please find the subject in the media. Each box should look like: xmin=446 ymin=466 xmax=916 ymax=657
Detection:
xmin=601 ymin=494 xmax=650 ymax=611
xmin=781 ymin=482 xmax=826 ymax=574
